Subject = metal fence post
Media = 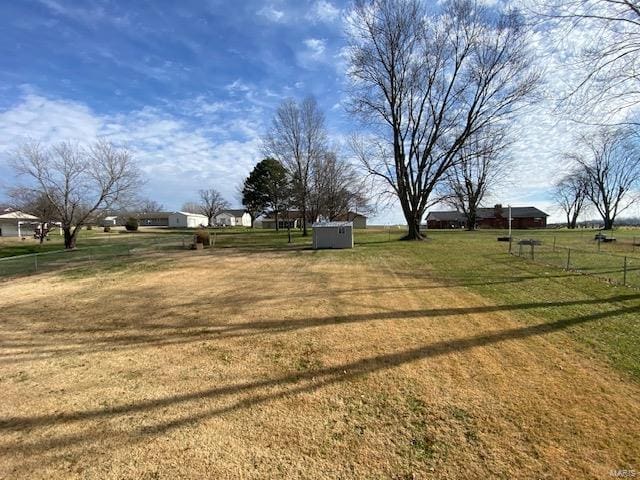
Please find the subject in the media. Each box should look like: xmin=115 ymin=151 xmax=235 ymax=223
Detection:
xmin=623 ymin=256 xmax=628 ymax=286
xmin=566 ymin=248 xmax=571 ymax=270
xmin=531 ymin=243 xmax=535 ymax=260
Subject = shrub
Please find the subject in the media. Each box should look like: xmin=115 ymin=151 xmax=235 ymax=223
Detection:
xmin=125 ymin=217 xmax=139 ymax=231
xmin=86 ymin=225 xmax=93 ymax=230
xmin=194 ymin=228 xmax=211 ymax=246
xmin=103 ymin=226 xmax=111 ymax=233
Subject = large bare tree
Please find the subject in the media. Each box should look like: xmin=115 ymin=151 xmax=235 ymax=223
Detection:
xmin=568 ymin=128 xmax=640 ymax=229
xmin=439 ymin=128 xmax=511 ymax=230
xmin=11 ymin=140 xmax=141 ymax=249
xmin=346 ymin=0 xmax=539 ymax=239
xmin=541 ymin=0 xmax=640 ymax=119
xmin=264 ymin=97 xmax=327 ymax=236
xmin=551 ymin=169 xmax=589 ymax=229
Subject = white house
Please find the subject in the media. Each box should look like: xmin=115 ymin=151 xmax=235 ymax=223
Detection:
xmin=215 ymin=209 xmax=251 ymax=227
xmin=168 ymin=211 xmax=209 ymax=228
xmin=0 ymin=210 xmax=40 ymax=237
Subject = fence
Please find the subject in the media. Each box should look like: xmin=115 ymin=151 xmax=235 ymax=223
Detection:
xmin=0 ymin=235 xmax=192 ymax=280
xmin=509 ymin=236 xmax=640 ymax=288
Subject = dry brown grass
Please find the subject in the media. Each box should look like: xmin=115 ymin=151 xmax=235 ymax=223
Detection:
xmin=0 ymin=248 xmax=638 ymax=479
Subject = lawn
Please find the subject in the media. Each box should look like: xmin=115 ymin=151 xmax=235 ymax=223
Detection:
xmin=0 ymin=228 xmax=638 ymax=479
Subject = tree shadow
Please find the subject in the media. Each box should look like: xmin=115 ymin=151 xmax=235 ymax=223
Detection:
xmin=0 ymin=302 xmax=635 ymax=460
xmin=1 ymin=293 xmax=638 ymax=365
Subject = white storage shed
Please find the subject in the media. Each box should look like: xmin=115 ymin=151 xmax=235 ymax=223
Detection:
xmin=168 ymin=211 xmax=209 ymax=228
xmin=312 ymin=222 xmax=353 ymax=249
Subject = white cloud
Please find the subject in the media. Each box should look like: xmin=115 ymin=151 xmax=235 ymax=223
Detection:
xmin=0 ymin=94 xmax=262 ymax=209
xmin=307 ymin=1 xmax=341 ymax=23
xmin=257 ymin=5 xmax=285 ymax=22
xmin=38 ymin=0 xmax=131 ymax=28
xmin=225 ymin=79 xmax=253 ymax=94
xmin=304 ymin=38 xmax=326 ymax=57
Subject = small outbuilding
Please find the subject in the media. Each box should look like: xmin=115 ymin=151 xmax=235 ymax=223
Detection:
xmin=312 ymin=222 xmax=353 ymax=249
xmin=168 ymin=211 xmax=209 ymax=228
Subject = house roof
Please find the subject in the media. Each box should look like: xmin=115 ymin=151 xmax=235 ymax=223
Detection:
xmin=137 ymin=211 xmax=172 ymax=219
xmin=425 ymin=211 xmax=467 ymax=222
xmin=0 ymin=210 xmax=40 ymax=221
xmin=427 ymin=206 xmax=548 ymax=222
xmin=219 ymin=209 xmax=246 ymax=217
xmin=334 ymin=211 xmax=367 ymax=221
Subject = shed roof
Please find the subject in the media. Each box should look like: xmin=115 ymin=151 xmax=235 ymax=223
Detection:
xmin=312 ymin=221 xmax=353 ymax=228
xmin=173 ymin=211 xmax=208 ymax=218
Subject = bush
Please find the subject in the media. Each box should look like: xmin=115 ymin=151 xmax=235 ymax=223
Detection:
xmin=86 ymin=225 xmax=93 ymax=230
xmin=125 ymin=217 xmax=139 ymax=231
xmin=194 ymin=228 xmax=211 ymax=246
xmin=103 ymin=226 xmax=111 ymax=233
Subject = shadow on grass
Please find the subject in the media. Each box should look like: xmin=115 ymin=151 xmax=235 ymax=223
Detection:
xmin=0 ymin=301 xmax=636 ymax=457
xmin=1 ymin=292 xmax=638 ymax=364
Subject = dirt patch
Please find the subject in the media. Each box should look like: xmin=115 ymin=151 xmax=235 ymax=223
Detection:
xmin=0 ymin=249 xmax=638 ymax=479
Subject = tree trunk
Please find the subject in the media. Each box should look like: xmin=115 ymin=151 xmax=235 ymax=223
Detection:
xmin=63 ymin=227 xmax=77 ymax=249
xmin=275 ymin=211 xmax=279 ymax=232
xmin=466 ymin=211 xmax=477 ymax=231
xmin=603 ymin=217 xmax=614 ymax=230
xmin=570 ymin=211 xmax=579 ymax=229
xmin=403 ymin=216 xmax=425 ymax=240
xmin=302 ymin=202 xmax=308 ymax=237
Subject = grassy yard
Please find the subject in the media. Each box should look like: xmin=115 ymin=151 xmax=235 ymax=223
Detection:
xmin=0 ymin=228 xmax=638 ymax=478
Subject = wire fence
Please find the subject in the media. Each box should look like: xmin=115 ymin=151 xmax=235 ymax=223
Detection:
xmin=0 ymin=235 xmax=193 ymax=280
xmin=509 ymin=235 xmax=640 ymax=288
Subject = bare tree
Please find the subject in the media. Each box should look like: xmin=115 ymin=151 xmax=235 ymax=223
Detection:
xmin=11 ymin=140 xmax=141 ymax=249
xmin=540 ymin=0 xmax=640 ymax=119
xmin=568 ymin=128 xmax=640 ymax=229
xmin=199 ymin=189 xmax=229 ymax=226
xmin=264 ymin=97 xmax=327 ymax=236
xmin=137 ymin=199 xmax=164 ymax=213
xmin=183 ymin=189 xmax=229 ymax=226
xmin=308 ymin=151 xmax=370 ymax=221
xmin=551 ymin=169 xmax=589 ymax=229
xmin=346 ymin=0 xmax=539 ymax=239
xmin=438 ymin=128 xmax=511 ymax=230
xmin=181 ymin=202 xmax=202 ymax=213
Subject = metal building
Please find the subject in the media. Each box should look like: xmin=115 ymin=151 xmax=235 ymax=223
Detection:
xmin=312 ymin=222 xmax=353 ymax=249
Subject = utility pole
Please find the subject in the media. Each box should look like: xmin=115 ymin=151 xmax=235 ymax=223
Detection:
xmin=508 ymin=204 xmax=512 ymax=238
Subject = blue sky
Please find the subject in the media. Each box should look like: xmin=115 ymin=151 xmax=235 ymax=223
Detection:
xmin=1 ymin=0 xmax=637 ymax=223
